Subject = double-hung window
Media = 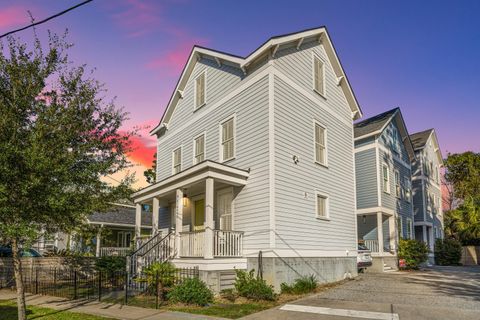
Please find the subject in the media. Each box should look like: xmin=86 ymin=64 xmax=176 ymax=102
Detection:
xmin=172 ymin=147 xmax=182 ymax=174
xmin=194 ymin=134 xmax=205 ymax=164
xmin=221 ymin=117 xmax=235 ymax=162
xmin=394 ymin=170 xmax=401 ymax=198
xmin=313 ymin=55 xmax=325 ymax=96
xmin=316 ymin=193 xmax=329 ymax=220
xmin=382 ymin=164 xmax=390 ymax=194
xmin=314 ymin=123 xmax=327 ymax=165
xmin=195 ymin=72 xmax=206 ymax=109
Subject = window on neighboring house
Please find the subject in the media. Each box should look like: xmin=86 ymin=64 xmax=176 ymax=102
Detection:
xmin=313 ymin=55 xmax=325 ymax=96
xmin=397 ymin=217 xmax=403 ymax=239
xmin=314 ymin=122 xmax=327 ymax=165
xmin=394 ymin=170 xmax=401 ymax=198
xmin=406 ymin=218 xmax=413 ymax=239
xmin=172 ymin=147 xmax=182 ymax=174
xmin=315 ymin=193 xmax=329 ymax=219
xmin=195 ymin=72 xmax=206 ymax=109
xmin=404 ymin=176 xmax=411 ymax=202
xmin=221 ymin=116 xmax=235 ymax=162
xmin=427 ymin=192 xmax=432 ymax=212
xmin=434 ymin=166 xmax=439 ymax=184
xmin=392 ymin=127 xmax=399 ymax=155
xmin=429 ymin=161 xmax=433 ymax=177
xmin=382 ymin=164 xmax=390 ymax=194
xmin=194 ymin=134 xmax=205 ymax=164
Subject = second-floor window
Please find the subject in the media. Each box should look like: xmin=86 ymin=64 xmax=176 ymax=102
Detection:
xmin=172 ymin=147 xmax=182 ymax=174
xmin=313 ymin=55 xmax=325 ymax=96
xmin=394 ymin=170 xmax=401 ymax=198
xmin=404 ymin=177 xmax=411 ymax=202
xmin=382 ymin=164 xmax=390 ymax=194
xmin=314 ymin=122 xmax=327 ymax=165
xmin=195 ymin=72 xmax=206 ymax=109
xmin=194 ymin=134 xmax=205 ymax=164
xmin=221 ymin=116 xmax=235 ymax=162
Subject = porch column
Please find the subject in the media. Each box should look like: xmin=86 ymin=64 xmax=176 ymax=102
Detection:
xmin=204 ymin=178 xmax=214 ymax=259
xmin=389 ymin=215 xmax=396 ymax=252
xmin=135 ymin=203 xmax=142 ymax=248
xmin=175 ymin=189 xmax=183 ymax=258
xmin=152 ymin=197 xmax=160 ymax=236
xmin=422 ymin=225 xmax=427 ymax=243
xmin=377 ymin=212 xmax=384 ymax=254
xmin=95 ymin=226 xmax=102 ymax=257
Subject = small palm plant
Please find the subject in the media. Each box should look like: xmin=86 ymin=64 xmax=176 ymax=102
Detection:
xmin=136 ymin=262 xmax=177 ymax=301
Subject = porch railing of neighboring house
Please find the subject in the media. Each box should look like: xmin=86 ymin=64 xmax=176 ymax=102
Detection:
xmin=214 ymin=230 xmax=243 ymax=257
xmin=364 ymin=239 xmax=379 ymax=252
xmin=180 ymin=231 xmax=205 ymax=257
xmin=100 ymin=247 xmax=131 ymax=257
xmin=179 ymin=230 xmax=243 ymax=258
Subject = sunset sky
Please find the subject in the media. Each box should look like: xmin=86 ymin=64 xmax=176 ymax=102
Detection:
xmin=1 ymin=0 xmax=479 ymax=189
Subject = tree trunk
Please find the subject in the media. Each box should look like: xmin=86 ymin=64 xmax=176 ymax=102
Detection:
xmin=12 ymin=238 xmax=27 ymax=320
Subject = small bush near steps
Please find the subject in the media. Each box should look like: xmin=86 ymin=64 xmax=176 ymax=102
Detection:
xmin=398 ymin=238 xmax=429 ymax=269
xmin=435 ymin=238 xmax=462 ymax=265
xmin=234 ymin=269 xmax=276 ymax=301
xmin=167 ymin=277 xmax=214 ymax=306
xmin=280 ymin=275 xmax=318 ymax=294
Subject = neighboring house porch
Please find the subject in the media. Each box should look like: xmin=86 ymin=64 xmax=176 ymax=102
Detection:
xmin=357 ymin=211 xmax=396 ymax=255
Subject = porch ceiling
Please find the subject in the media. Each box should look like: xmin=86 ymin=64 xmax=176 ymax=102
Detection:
xmin=132 ymin=160 xmax=249 ymax=203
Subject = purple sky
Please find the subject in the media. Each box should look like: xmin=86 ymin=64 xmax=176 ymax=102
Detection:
xmin=1 ymin=0 xmax=479 ymax=187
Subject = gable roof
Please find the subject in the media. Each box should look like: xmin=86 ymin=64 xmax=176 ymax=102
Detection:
xmin=410 ymin=128 xmax=443 ymax=165
xmin=354 ymin=107 xmax=415 ymax=161
xmin=151 ymin=26 xmax=363 ymax=135
xmin=87 ymin=204 xmax=152 ymax=228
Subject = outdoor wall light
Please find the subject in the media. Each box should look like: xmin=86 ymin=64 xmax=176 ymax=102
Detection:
xmin=183 ymin=191 xmax=188 ymax=207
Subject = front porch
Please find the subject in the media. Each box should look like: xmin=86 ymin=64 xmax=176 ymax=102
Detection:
xmin=132 ymin=161 xmax=249 ymax=262
xmin=357 ymin=211 xmax=397 ymax=256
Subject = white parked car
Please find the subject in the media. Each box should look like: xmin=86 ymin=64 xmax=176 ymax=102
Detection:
xmin=357 ymin=244 xmax=372 ymax=271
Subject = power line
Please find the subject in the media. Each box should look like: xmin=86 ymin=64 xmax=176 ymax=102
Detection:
xmin=0 ymin=0 xmax=94 ymax=39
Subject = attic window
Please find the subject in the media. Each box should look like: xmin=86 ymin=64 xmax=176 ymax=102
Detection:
xmin=313 ymin=55 xmax=325 ymax=97
xmin=195 ymin=72 xmax=206 ymax=109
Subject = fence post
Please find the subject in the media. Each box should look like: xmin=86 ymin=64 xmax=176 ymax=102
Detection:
xmin=98 ymin=271 xmax=102 ymax=302
xmin=73 ymin=270 xmax=78 ymax=300
xmin=35 ymin=268 xmax=39 ymax=295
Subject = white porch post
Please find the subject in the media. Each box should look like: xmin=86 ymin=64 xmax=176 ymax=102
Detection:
xmin=377 ymin=212 xmax=384 ymax=255
xmin=204 ymin=178 xmax=214 ymax=259
xmin=175 ymin=189 xmax=183 ymax=258
xmin=152 ymin=197 xmax=160 ymax=236
xmin=428 ymin=227 xmax=434 ymax=251
xmin=135 ymin=203 xmax=142 ymax=248
xmin=422 ymin=225 xmax=427 ymax=243
xmin=95 ymin=226 xmax=102 ymax=257
xmin=389 ymin=215 xmax=396 ymax=252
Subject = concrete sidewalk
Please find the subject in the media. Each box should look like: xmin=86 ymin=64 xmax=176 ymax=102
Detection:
xmin=0 ymin=290 xmax=224 ymax=320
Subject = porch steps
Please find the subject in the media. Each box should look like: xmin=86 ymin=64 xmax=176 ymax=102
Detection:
xmin=383 ymin=263 xmax=397 ymax=272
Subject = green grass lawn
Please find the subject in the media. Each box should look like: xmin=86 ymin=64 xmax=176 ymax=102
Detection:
xmin=0 ymin=300 xmax=115 ymax=320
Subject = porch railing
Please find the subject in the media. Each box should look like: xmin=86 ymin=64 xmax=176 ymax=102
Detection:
xmin=214 ymin=230 xmax=243 ymax=257
xmin=364 ymin=239 xmax=379 ymax=252
xmin=180 ymin=231 xmax=205 ymax=257
xmin=100 ymin=247 xmax=131 ymax=257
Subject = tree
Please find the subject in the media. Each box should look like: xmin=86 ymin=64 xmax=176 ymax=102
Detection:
xmin=144 ymin=152 xmax=157 ymax=184
xmin=0 ymin=33 xmax=134 ymax=320
xmin=444 ymin=152 xmax=480 ymax=200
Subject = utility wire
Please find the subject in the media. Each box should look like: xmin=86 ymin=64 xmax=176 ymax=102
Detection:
xmin=0 ymin=0 xmax=94 ymax=39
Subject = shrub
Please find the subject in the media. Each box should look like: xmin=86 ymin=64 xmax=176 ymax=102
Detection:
xmin=220 ymin=288 xmax=237 ymax=302
xmin=168 ymin=277 xmax=214 ymax=306
xmin=234 ymin=269 xmax=275 ymax=301
xmin=95 ymin=256 xmax=126 ymax=273
xmin=435 ymin=238 xmax=462 ymax=265
xmin=136 ymin=262 xmax=177 ymax=300
xmin=280 ymin=275 xmax=317 ymax=294
xmin=398 ymin=238 xmax=429 ymax=269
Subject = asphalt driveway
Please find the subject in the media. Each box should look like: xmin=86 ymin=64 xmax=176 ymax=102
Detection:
xmin=243 ymin=266 xmax=480 ymax=320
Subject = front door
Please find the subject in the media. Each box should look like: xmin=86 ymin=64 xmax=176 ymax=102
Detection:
xmin=194 ymin=199 xmax=205 ymax=231
xmin=217 ymin=190 xmax=233 ymax=230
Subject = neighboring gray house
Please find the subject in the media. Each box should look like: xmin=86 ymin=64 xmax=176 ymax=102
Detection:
xmin=131 ymin=26 xmax=363 ymax=291
xmin=354 ymin=108 xmax=415 ymax=271
xmin=410 ymin=129 xmax=444 ymax=260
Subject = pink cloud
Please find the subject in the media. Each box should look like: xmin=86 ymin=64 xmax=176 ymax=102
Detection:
xmin=122 ymin=119 xmax=157 ymax=167
xmin=0 ymin=6 xmax=30 ymax=29
xmin=147 ymin=38 xmax=209 ymax=76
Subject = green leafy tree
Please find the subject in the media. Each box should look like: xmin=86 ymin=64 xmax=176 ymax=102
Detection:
xmin=0 ymin=33 xmax=135 ymax=320
xmin=136 ymin=262 xmax=177 ymax=301
xmin=445 ymin=198 xmax=480 ymax=245
xmin=143 ymin=152 xmax=157 ymax=184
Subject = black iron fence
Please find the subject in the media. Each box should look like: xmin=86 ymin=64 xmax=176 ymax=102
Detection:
xmin=0 ymin=265 xmax=199 ymax=308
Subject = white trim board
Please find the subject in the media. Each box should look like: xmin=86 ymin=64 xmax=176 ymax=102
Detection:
xmin=243 ymin=249 xmax=356 ymax=258
xmin=268 ymin=72 xmax=276 ymax=248
xmin=280 ymin=304 xmax=399 ymax=320
xmin=356 ymin=207 xmax=395 ymax=216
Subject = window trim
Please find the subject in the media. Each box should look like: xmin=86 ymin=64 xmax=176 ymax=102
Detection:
xmin=193 ymin=71 xmax=207 ymax=111
xmin=404 ymin=176 xmax=412 ymax=203
xmin=312 ymin=53 xmax=326 ymax=98
xmin=172 ymin=146 xmax=182 ymax=175
xmin=313 ymin=120 xmax=328 ymax=167
xmin=406 ymin=217 xmax=413 ymax=239
xmin=397 ymin=216 xmax=403 ymax=239
xmin=192 ymin=132 xmax=206 ymax=165
xmin=382 ymin=163 xmax=390 ymax=194
xmin=394 ymin=169 xmax=401 ymax=198
xmin=315 ymin=191 xmax=330 ymax=220
xmin=219 ymin=114 xmax=236 ymax=163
